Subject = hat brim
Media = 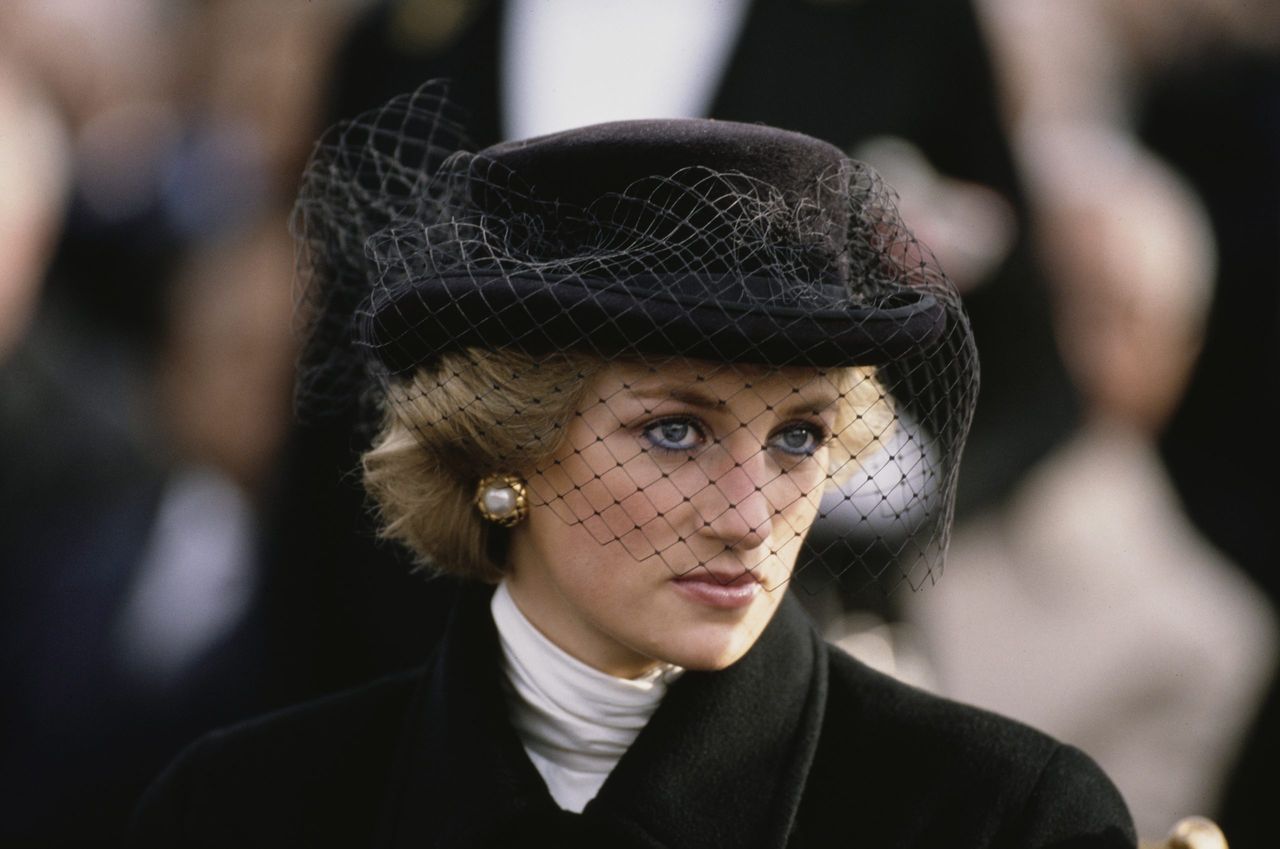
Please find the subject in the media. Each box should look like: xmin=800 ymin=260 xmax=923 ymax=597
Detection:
xmin=364 ymin=273 xmax=946 ymax=372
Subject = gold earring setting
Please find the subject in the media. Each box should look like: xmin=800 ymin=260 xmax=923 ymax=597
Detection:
xmin=475 ymin=473 xmax=528 ymax=526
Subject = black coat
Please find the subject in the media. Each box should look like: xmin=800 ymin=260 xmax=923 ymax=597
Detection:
xmin=132 ymin=587 xmax=1135 ymax=848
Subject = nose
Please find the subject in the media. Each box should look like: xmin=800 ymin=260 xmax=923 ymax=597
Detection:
xmin=698 ymin=448 xmax=775 ymax=551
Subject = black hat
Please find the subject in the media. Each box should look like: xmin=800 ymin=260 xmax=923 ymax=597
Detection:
xmin=293 ymin=81 xmax=978 ymax=592
xmin=362 ymin=118 xmax=947 ymax=374
xmin=293 ymin=81 xmax=971 ymax=409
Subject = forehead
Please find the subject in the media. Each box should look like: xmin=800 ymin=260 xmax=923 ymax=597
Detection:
xmin=583 ymin=359 xmax=842 ymax=411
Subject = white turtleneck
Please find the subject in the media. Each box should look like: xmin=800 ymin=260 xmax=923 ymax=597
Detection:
xmin=490 ymin=581 xmax=684 ymax=812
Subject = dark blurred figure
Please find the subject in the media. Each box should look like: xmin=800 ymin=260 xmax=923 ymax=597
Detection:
xmin=905 ymin=140 xmax=1275 ymax=834
xmin=0 ymin=72 xmax=292 ymax=838
xmin=0 ymin=2 xmax=356 ymax=844
xmin=1 ymin=222 xmax=295 ymax=848
xmin=1143 ymin=52 xmax=1280 ymax=641
xmin=0 ymin=53 xmax=178 ymax=849
xmin=1140 ymin=49 xmax=1280 ymax=849
xmin=973 ymin=0 xmax=1279 ymax=596
xmin=938 ymin=1 xmax=1280 ymax=843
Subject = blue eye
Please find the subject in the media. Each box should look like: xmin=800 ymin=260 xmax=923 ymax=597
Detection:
xmin=643 ymin=418 xmax=705 ymax=452
xmin=770 ymin=423 xmax=825 ymax=457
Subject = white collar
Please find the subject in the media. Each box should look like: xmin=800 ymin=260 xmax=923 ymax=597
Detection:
xmin=490 ymin=580 xmax=683 ymax=811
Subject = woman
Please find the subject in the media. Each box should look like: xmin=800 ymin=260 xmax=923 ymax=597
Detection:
xmin=132 ymin=83 xmax=1135 ymax=848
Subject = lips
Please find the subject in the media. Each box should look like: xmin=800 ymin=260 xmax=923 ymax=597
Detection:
xmin=670 ymin=568 xmax=762 ymax=609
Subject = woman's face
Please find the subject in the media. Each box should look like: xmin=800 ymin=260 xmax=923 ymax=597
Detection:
xmin=505 ymin=359 xmax=840 ymax=678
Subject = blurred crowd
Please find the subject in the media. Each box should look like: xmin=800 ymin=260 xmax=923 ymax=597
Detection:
xmin=1 ymin=1 xmax=1277 ymax=847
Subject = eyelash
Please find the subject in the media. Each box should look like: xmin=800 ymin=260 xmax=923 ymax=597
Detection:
xmin=640 ymin=417 xmax=831 ymax=458
xmin=771 ymin=421 xmax=831 ymax=457
xmin=642 ymin=417 xmax=706 ymax=454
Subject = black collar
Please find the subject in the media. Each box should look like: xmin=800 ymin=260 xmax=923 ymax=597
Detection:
xmin=376 ymin=584 xmax=828 ymax=849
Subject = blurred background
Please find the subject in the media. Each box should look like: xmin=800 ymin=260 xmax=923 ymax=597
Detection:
xmin=0 ymin=1 xmax=1276 ymax=846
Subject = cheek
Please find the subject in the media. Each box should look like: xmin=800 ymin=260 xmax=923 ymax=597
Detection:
xmin=774 ymin=463 xmax=827 ymax=532
xmin=531 ymin=438 xmax=828 ymax=572
xmin=531 ymin=437 xmax=696 ymax=551
xmin=595 ymin=457 xmax=705 ymax=560
xmin=763 ymin=463 xmax=826 ymax=578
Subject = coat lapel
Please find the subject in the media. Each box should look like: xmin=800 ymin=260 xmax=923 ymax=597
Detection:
xmin=377 ymin=584 xmax=827 ymax=849
xmin=589 ymin=594 xmax=828 ymax=849
xmin=376 ymin=584 xmax=558 ymax=848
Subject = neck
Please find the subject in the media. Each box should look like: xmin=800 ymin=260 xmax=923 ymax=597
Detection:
xmin=505 ymin=557 xmax=661 ymax=679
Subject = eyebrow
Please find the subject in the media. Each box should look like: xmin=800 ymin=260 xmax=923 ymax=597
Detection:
xmin=625 ymin=384 xmax=840 ymax=417
xmin=629 ymin=385 xmax=725 ymax=410
xmin=779 ymin=395 xmax=841 ymax=417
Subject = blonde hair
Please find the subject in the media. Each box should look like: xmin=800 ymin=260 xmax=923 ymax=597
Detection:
xmin=364 ymin=349 xmax=602 ymax=582
xmin=828 ymin=365 xmax=896 ymax=483
xmin=363 ymin=351 xmax=892 ymax=581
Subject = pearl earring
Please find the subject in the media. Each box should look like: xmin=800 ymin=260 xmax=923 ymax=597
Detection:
xmin=474 ymin=473 xmax=529 ymax=526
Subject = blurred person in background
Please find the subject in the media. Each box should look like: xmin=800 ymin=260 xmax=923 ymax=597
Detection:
xmin=107 ymin=220 xmax=298 ymax=696
xmin=976 ymin=0 xmax=1280 ymax=592
xmin=901 ymin=0 xmax=1280 ymax=842
xmin=0 ymin=65 xmax=68 ymax=364
xmin=904 ymin=145 xmax=1277 ymax=836
xmin=0 ymin=1 xmax=359 ymax=845
xmin=1134 ymin=18 xmax=1280 ymax=849
xmin=0 ymin=219 xmax=300 ymax=848
xmin=0 ymin=53 xmax=184 ymax=848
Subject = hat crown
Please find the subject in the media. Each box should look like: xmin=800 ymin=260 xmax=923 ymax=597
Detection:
xmin=443 ymin=118 xmax=853 ymax=288
xmin=471 ymin=118 xmax=849 ymax=210
xmin=293 ymin=82 xmax=978 ymax=592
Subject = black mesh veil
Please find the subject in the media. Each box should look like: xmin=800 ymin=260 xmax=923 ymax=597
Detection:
xmin=293 ymin=82 xmax=978 ymax=595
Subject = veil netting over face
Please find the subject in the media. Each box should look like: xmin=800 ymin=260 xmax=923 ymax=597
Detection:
xmin=292 ymin=81 xmax=978 ymax=597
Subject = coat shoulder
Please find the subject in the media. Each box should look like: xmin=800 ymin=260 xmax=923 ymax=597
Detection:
xmin=794 ymin=647 xmax=1137 ymax=848
xmin=825 ymin=647 xmax=1062 ymax=768
xmin=130 ymin=668 xmax=423 ymax=848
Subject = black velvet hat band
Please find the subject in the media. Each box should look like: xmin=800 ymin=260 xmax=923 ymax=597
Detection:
xmin=359 ymin=117 xmax=947 ymax=370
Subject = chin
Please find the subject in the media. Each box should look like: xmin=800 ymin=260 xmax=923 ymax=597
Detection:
xmin=676 ymin=651 xmax=750 ymax=672
xmin=652 ymin=617 xmax=769 ymax=671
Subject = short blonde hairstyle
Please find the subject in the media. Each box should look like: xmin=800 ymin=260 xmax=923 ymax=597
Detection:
xmin=363 ymin=350 xmax=893 ymax=582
